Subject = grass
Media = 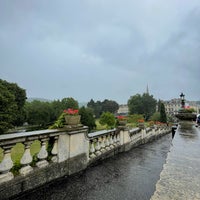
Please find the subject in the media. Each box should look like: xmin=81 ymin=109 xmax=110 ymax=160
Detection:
xmin=0 ymin=140 xmax=41 ymax=163
xmin=0 ymin=119 xmax=139 ymax=163
xmin=95 ymin=119 xmax=107 ymax=130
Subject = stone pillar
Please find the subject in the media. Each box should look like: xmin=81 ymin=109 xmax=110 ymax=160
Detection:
xmin=57 ymin=133 xmax=70 ymax=162
xmin=67 ymin=127 xmax=89 ymax=175
xmin=123 ymin=130 xmax=131 ymax=144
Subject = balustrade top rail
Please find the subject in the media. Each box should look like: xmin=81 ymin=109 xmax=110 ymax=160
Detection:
xmin=0 ymin=126 xmax=88 ymax=146
xmin=88 ymin=129 xmax=116 ymax=139
xmin=129 ymin=127 xmax=141 ymax=134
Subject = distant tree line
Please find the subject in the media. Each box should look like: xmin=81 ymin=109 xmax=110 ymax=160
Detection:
xmin=24 ymin=97 xmax=79 ymax=127
xmin=128 ymin=94 xmax=167 ymax=123
xmin=0 ymin=79 xmax=26 ymax=134
xmin=87 ymin=99 xmax=119 ymax=118
xmin=1 ymin=79 xmax=168 ymax=134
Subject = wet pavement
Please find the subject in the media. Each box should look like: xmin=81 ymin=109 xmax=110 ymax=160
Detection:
xmin=151 ymin=126 xmax=200 ymax=200
xmin=12 ymin=134 xmax=172 ymax=200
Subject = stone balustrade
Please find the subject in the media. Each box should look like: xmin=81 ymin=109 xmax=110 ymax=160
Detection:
xmin=0 ymin=129 xmax=65 ymax=183
xmin=129 ymin=128 xmax=142 ymax=143
xmin=87 ymin=129 xmax=120 ymax=160
xmin=0 ymin=124 xmax=171 ymax=199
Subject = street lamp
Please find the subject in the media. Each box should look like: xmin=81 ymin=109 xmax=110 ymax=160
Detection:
xmin=180 ymin=93 xmax=185 ymax=108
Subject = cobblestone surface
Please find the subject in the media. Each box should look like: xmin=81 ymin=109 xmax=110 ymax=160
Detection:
xmin=151 ymin=126 xmax=200 ymax=200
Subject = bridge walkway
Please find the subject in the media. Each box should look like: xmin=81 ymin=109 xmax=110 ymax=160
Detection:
xmin=151 ymin=126 xmax=200 ymax=200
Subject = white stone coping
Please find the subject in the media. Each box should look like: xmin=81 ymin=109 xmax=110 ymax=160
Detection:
xmin=129 ymin=127 xmax=141 ymax=135
xmin=0 ymin=129 xmax=60 ymax=140
xmin=88 ymin=129 xmax=116 ymax=139
xmin=0 ymin=127 xmax=88 ymax=146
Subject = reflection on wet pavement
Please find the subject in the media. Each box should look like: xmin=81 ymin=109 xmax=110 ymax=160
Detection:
xmin=151 ymin=126 xmax=200 ymax=200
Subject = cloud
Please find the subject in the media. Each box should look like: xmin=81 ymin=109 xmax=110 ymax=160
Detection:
xmin=0 ymin=0 xmax=200 ymax=103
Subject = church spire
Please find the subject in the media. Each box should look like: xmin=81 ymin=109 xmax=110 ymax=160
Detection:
xmin=146 ymin=84 xmax=149 ymax=94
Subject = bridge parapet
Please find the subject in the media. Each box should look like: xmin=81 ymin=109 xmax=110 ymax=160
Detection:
xmin=0 ymin=127 xmax=88 ymax=184
xmin=0 ymin=125 xmax=171 ymax=199
xmin=87 ymin=129 xmax=120 ymax=160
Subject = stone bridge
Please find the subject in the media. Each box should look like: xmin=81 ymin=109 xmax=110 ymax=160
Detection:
xmin=0 ymin=124 xmax=170 ymax=199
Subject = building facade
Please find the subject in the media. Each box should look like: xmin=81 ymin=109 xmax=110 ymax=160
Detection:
xmin=163 ymin=99 xmax=200 ymax=116
xmin=117 ymin=104 xmax=129 ymax=116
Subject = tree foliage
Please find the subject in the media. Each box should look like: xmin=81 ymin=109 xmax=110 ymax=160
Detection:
xmin=79 ymin=107 xmax=96 ymax=132
xmin=99 ymin=112 xmax=116 ymax=129
xmin=25 ymin=101 xmax=54 ymax=126
xmin=61 ymin=97 xmax=79 ymax=110
xmin=128 ymin=93 xmax=157 ymax=121
xmin=87 ymin=99 xmax=119 ymax=118
xmin=160 ymin=103 xmax=167 ymax=123
xmin=25 ymin=97 xmax=79 ymax=128
xmin=157 ymin=99 xmax=162 ymax=112
xmin=150 ymin=112 xmax=160 ymax=122
xmin=128 ymin=114 xmax=144 ymax=123
xmin=0 ymin=79 xmax=26 ymax=134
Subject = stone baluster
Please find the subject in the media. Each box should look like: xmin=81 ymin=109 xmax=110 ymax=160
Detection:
xmin=100 ymin=136 xmax=106 ymax=153
xmin=113 ymin=133 xmax=117 ymax=147
xmin=0 ymin=144 xmax=14 ymax=184
xmin=19 ymin=141 xmax=33 ymax=176
xmin=95 ymin=138 xmax=101 ymax=156
xmin=109 ymin=134 xmax=114 ymax=149
xmin=116 ymin=132 xmax=120 ymax=145
xmin=105 ymin=135 xmax=111 ymax=151
xmin=113 ymin=134 xmax=118 ymax=146
xmin=51 ymin=136 xmax=58 ymax=163
xmin=36 ymin=137 xmax=49 ymax=168
xmin=89 ymin=140 xmax=96 ymax=159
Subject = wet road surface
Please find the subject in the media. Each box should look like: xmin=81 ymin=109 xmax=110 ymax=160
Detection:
xmin=12 ymin=134 xmax=172 ymax=200
xmin=151 ymin=126 xmax=200 ymax=200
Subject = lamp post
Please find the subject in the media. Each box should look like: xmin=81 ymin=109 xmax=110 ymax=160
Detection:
xmin=180 ymin=93 xmax=185 ymax=108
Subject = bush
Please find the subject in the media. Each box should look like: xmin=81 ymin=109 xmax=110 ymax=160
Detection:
xmin=99 ymin=112 xmax=116 ymax=129
xmin=128 ymin=114 xmax=144 ymax=123
xmin=79 ymin=107 xmax=96 ymax=132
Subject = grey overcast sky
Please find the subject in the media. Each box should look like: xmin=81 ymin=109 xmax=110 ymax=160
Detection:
xmin=0 ymin=0 xmax=200 ymax=104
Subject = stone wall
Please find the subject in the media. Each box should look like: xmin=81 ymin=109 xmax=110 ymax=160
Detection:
xmin=0 ymin=125 xmax=171 ymax=199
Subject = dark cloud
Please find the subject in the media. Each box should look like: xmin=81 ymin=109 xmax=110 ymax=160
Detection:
xmin=0 ymin=0 xmax=200 ymax=103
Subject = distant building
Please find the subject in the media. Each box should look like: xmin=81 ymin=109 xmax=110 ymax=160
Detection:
xmin=163 ymin=99 xmax=200 ymax=116
xmin=163 ymin=98 xmax=181 ymax=115
xmin=117 ymin=104 xmax=129 ymax=116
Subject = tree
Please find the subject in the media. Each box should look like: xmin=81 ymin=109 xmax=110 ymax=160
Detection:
xmin=157 ymin=99 xmax=162 ymax=112
xmin=0 ymin=82 xmax=17 ymax=134
xmin=102 ymin=99 xmax=119 ymax=114
xmin=87 ymin=99 xmax=95 ymax=108
xmin=87 ymin=99 xmax=119 ymax=118
xmin=128 ymin=94 xmax=143 ymax=115
xmin=99 ymin=112 xmax=116 ymax=129
xmin=87 ymin=99 xmax=102 ymax=118
xmin=79 ymin=107 xmax=96 ymax=132
xmin=25 ymin=101 xmax=54 ymax=126
xmin=128 ymin=114 xmax=144 ymax=123
xmin=51 ymin=99 xmax=63 ymax=121
xmin=0 ymin=79 xmax=26 ymax=134
xmin=150 ymin=112 xmax=160 ymax=122
xmin=61 ymin=97 xmax=79 ymax=110
xmin=128 ymin=93 xmax=157 ymax=121
xmin=0 ymin=79 xmax=26 ymax=127
xmin=160 ymin=103 xmax=167 ymax=123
